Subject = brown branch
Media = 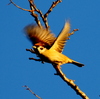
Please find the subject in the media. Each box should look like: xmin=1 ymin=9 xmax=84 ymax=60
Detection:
xmin=29 ymin=57 xmax=41 ymax=61
xmin=9 ymin=0 xmax=62 ymax=29
xmin=9 ymin=0 xmax=31 ymax=12
xmin=29 ymin=57 xmax=45 ymax=64
xmin=44 ymin=0 xmax=62 ymax=18
xmin=28 ymin=0 xmax=62 ymax=29
xmin=26 ymin=48 xmax=36 ymax=54
xmin=23 ymin=85 xmax=42 ymax=99
xmin=9 ymin=0 xmax=42 ymax=27
xmin=43 ymin=0 xmax=62 ymax=29
xmin=53 ymin=65 xmax=89 ymax=99
xmin=28 ymin=0 xmax=49 ymax=29
xmin=28 ymin=0 xmax=42 ymax=28
xmin=26 ymin=48 xmax=45 ymax=63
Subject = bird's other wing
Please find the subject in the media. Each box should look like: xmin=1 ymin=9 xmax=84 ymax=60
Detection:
xmin=50 ymin=21 xmax=73 ymax=53
xmin=24 ymin=24 xmax=56 ymax=48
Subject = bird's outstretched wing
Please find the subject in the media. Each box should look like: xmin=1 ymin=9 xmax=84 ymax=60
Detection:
xmin=24 ymin=24 xmax=56 ymax=48
xmin=50 ymin=21 xmax=74 ymax=53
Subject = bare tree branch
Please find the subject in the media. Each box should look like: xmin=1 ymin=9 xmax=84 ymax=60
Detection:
xmin=9 ymin=0 xmax=31 ymax=11
xmin=9 ymin=0 xmax=42 ymax=27
xmin=26 ymin=48 xmax=36 ymax=54
xmin=9 ymin=0 xmax=62 ymax=29
xmin=28 ymin=0 xmax=42 ymax=28
xmin=28 ymin=0 xmax=62 ymax=29
xmin=53 ymin=65 xmax=89 ymax=99
xmin=23 ymin=85 xmax=42 ymax=99
xmin=26 ymin=49 xmax=45 ymax=63
xmin=44 ymin=0 xmax=62 ymax=18
xmin=43 ymin=0 xmax=62 ymax=29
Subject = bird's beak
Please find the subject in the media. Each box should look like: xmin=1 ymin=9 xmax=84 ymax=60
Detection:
xmin=32 ymin=46 xmax=37 ymax=49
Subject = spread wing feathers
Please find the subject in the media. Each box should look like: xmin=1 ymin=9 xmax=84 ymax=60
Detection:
xmin=50 ymin=21 xmax=74 ymax=53
xmin=24 ymin=24 xmax=56 ymax=48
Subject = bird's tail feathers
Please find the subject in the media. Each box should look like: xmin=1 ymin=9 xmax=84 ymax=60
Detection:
xmin=72 ymin=61 xmax=84 ymax=67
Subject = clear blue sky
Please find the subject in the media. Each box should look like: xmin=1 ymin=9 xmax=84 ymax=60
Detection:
xmin=1 ymin=0 xmax=100 ymax=99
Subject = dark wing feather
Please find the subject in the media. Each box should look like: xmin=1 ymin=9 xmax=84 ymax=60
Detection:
xmin=24 ymin=24 xmax=56 ymax=48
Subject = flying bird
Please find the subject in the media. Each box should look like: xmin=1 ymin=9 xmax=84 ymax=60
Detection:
xmin=24 ymin=21 xmax=84 ymax=67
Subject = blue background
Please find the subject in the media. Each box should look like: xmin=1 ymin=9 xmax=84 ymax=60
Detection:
xmin=1 ymin=0 xmax=100 ymax=99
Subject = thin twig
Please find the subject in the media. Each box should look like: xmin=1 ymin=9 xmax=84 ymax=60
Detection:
xmin=26 ymin=48 xmax=45 ymax=63
xmin=9 ymin=0 xmax=31 ymax=12
xmin=53 ymin=65 xmax=89 ymax=99
xmin=29 ymin=57 xmax=41 ymax=61
xmin=26 ymin=48 xmax=36 ymax=54
xmin=44 ymin=0 xmax=62 ymax=18
xmin=23 ymin=85 xmax=42 ymax=99
xmin=29 ymin=57 xmax=45 ymax=64
xmin=28 ymin=0 xmax=42 ymax=27
xmin=9 ymin=0 xmax=42 ymax=27
xmin=43 ymin=0 xmax=62 ymax=29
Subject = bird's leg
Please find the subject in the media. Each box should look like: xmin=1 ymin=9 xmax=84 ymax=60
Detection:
xmin=26 ymin=48 xmax=36 ymax=54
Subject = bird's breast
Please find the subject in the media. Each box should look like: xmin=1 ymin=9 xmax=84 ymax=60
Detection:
xmin=40 ymin=50 xmax=69 ymax=64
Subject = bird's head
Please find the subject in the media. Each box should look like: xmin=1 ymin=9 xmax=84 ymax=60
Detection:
xmin=33 ymin=45 xmax=47 ymax=54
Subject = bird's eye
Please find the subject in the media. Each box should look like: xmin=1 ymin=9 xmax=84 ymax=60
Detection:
xmin=40 ymin=48 xmax=43 ymax=50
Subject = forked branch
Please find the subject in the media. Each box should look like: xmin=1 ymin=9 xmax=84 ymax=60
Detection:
xmin=9 ymin=0 xmax=62 ymax=29
xmin=28 ymin=0 xmax=42 ymax=28
xmin=53 ymin=65 xmax=89 ymax=99
xmin=44 ymin=0 xmax=62 ymax=18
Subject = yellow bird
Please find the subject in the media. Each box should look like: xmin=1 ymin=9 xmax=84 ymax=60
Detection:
xmin=24 ymin=21 xmax=84 ymax=67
